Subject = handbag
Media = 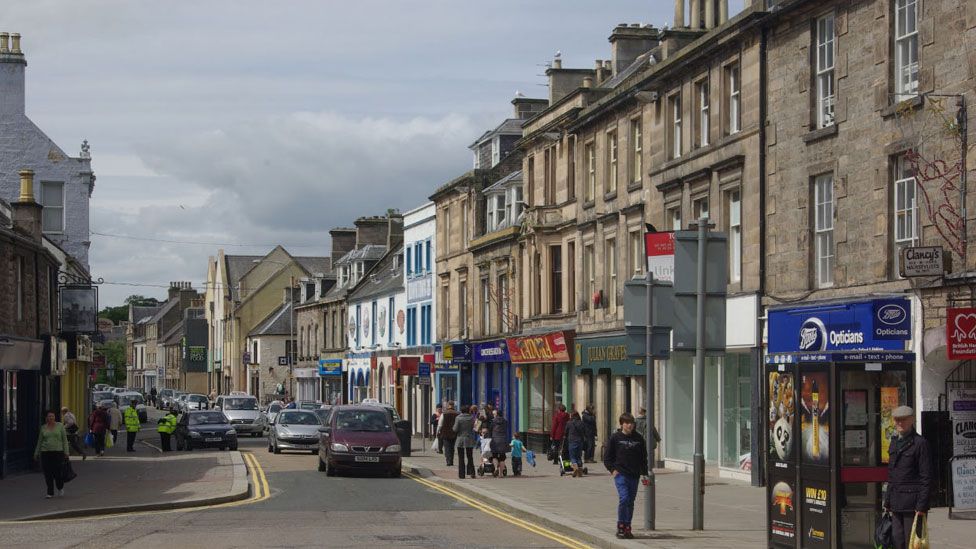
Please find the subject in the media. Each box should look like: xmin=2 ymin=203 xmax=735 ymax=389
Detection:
xmin=61 ymin=457 xmax=77 ymax=483
xmin=908 ymin=514 xmax=928 ymax=549
xmin=105 ymin=431 xmax=114 ymax=449
xmin=84 ymin=432 xmax=94 ymax=447
xmin=874 ymin=511 xmax=893 ymax=549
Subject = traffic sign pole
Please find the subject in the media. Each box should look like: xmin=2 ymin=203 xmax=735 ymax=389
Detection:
xmin=692 ymin=218 xmax=709 ymax=531
xmin=644 ymin=269 xmax=656 ymax=531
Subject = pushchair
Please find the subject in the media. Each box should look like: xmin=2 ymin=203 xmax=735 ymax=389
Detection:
xmin=477 ymin=454 xmax=495 ymax=477
xmin=557 ymin=446 xmax=588 ymax=476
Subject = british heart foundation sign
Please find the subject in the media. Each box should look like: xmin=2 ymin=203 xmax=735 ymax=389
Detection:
xmin=947 ymin=308 xmax=976 ymax=360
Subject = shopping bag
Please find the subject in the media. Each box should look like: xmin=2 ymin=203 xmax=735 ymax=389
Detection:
xmin=908 ymin=514 xmax=928 ymax=549
xmin=873 ymin=511 xmax=893 ymax=549
xmin=526 ymin=450 xmax=536 ymax=468
xmin=84 ymin=432 xmax=94 ymax=447
xmin=431 ymin=438 xmax=439 ymax=452
xmin=61 ymin=457 xmax=77 ymax=483
xmin=105 ymin=432 xmax=114 ymax=449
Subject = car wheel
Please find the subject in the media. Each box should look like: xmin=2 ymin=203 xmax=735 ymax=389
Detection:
xmin=318 ymin=457 xmax=326 ymax=472
xmin=325 ymin=459 xmax=336 ymax=477
xmin=390 ymin=466 xmax=402 ymax=478
xmin=176 ymin=437 xmax=183 ymax=451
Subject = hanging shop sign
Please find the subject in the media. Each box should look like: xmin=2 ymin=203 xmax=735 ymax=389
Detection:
xmin=507 ymin=332 xmax=571 ymax=364
xmin=451 ymin=342 xmax=472 ymax=365
xmin=768 ymin=298 xmax=911 ymax=354
xmin=947 ymin=307 xmax=976 ymax=360
xmin=899 ymin=245 xmax=947 ymax=277
xmin=59 ymin=286 xmax=98 ymax=334
xmin=473 ymin=340 xmax=510 ymax=363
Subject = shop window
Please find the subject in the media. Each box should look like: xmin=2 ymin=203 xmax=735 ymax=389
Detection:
xmin=721 ymin=354 xmax=752 ymax=469
xmin=4 ymin=371 xmax=17 ymax=431
xmin=527 ymin=363 xmax=564 ymax=433
xmin=665 ymin=355 xmax=719 ymax=463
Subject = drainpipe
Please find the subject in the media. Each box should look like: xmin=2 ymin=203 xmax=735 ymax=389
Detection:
xmin=753 ymin=22 xmax=769 ymax=489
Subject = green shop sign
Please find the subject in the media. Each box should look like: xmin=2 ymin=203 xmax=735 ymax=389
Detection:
xmin=574 ymin=335 xmax=644 ymax=376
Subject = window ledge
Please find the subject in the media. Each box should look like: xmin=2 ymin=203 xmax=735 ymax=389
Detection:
xmin=881 ymin=95 xmax=924 ymax=119
xmin=581 ymin=200 xmax=596 ymax=210
xmin=802 ymin=124 xmax=838 ymax=144
xmin=603 ymin=191 xmax=618 ymax=201
xmin=627 ymin=180 xmax=642 ymax=192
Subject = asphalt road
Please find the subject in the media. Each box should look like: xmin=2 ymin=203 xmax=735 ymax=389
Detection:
xmin=0 ymin=427 xmax=574 ymax=549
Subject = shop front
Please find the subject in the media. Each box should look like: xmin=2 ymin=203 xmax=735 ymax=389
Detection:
xmin=508 ymin=331 xmax=573 ymax=452
xmin=765 ymin=296 xmax=914 ymax=549
xmin=0 ymin=336 xmax=45 ymax=478
xmin=398 ymin=355 xmax=425 ymax=435
xmin=294 ymin=367 xmax=320 ymax=402
xmin=375 ymin=354 xmax=395 ymax=405
xmin=344 ymin=352 xmax=371 ymax=404
xmin=318 ymin=359 xmax=342 ymax=405
xmin=473 ymin=339 xmax=516 ymax=439
xmin=435 ymin=343 xmax=472 ymax=409
xmin=574 ymin=334 xmax=645 ymax=450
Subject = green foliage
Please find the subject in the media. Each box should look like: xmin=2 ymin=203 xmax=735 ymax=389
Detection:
xmin=95 ymin=339 xmax=126 ymax=385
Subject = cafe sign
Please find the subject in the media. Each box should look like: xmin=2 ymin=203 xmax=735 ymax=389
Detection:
xmin=507 ymin=331 xmax=571 ymax=364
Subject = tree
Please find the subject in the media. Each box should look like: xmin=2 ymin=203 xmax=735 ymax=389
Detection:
xmin=95 ymin=339 xmax=126 ymax=385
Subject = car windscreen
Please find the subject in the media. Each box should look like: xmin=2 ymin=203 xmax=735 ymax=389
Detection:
xmin=188 ymin=395 xmax=207 ymax=402
xmin=334 ymin=410 xmax=392 ymax=432
xmin=223 ymin=398 xmax=258 ymax=410
xmin=189 ymin=412 xmax=228 ymax=425
xmin=313 ymin=409 xmax=331 ymax=423
xmin=93 ymin=391 xmax=114 ymax=401
xmin=277 ymin=411 xmax=320 ymax=425
xmin=124 ymin=395 xmax=144 ymax=405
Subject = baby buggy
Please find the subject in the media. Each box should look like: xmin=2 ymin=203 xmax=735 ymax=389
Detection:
xmin=478 ymin=454 xmax=508 ymax=477
xmin=557 ymin=447 xmax=588 ymax=476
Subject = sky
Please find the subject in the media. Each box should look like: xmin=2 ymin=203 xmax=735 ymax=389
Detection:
xmin=4 ymin=0 xmax=747 ymax=307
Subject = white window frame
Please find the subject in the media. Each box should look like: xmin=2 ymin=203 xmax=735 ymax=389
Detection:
xmin=631 ymin=118 xmax=642 ymax=185
xmin=491 ymin=136 xmax=501 ymax=166
xmin=672 ymin=94 xmax=682 ymax=158
xmin=669 ymin=206 xmax=682 ymax=231
xmin=584 ymin=244 xmax=595 ymax=310
xmin=728 ymin=190 xmax=742 ymax=282
xmin=585 ymin=142 xmax=596 ymax=202
xmin=698 ymin=80 xmax=710 ymax=147
xmin=511 ymin=185 xmax=525 ymax=223
xmin=605 ymin=237 xmax=617 ymax=309
xmin=629 ymin=230 xmax=644 ymax=277
xmin=606 ymin=130 xmax=618 ymax=194
xmin=482 ymin=278 xmax=490 ymax=334
xmin=893 ymin=155 xmax=919 ymax=276
xmin=814 ymin=174 xmax=835 ymax=288
xmin=40 ymin=181 xmax=65 ymax=234
xmin=816 ymin=13 xmax=836 ymax=128
xmin=728 ymin=64 xmax=741 ymax=135
xmin=894 ymin=0 xmax=919 ymax=100
xmin=693 ymin=196 xmax=710 ymax=221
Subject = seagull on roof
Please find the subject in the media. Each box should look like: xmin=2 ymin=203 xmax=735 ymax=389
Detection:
xmin=515 ymin=90 xmax=525 ymax=98
xmin=554 ymin=50 xmax=561 ymax=58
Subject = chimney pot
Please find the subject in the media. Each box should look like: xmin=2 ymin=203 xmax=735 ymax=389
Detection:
xmin=582 ymin=76 xmax=593 ymax=88
xmin=0 ymin=33 xmax=9 ymax=53
xmin=604 ymin=60 xmax=612 ymax=70
xmin=11 ymin=33 xmax=21 ymax=54
xmin=594 ymin=59 xmax=603 ymax=70
xmin=18 ymin=169 xmax=35 ymax=203
xmin=552 ymin=58 xmax=562 ymax=69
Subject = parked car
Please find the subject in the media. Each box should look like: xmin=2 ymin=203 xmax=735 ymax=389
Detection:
xmin=173 ymin=393 xmax=189 ymax=413
xmin=112 ymin=387 xmax=127 ymax=395
xmin=168 ymin=391 xmax=187 ymax=411
xmin=296 ymin=400 xmax=322 ymax=410
xmin=184 ymin=394 xmax=209 ymax=411
xmin=268 ymin=410 xmax=323 ymax=454
xmin=317 ymin=405 xmax=402 ymax=477
xmin=313 ymin=405 xmax=332 ymax=425
xmin=92 ymin=390 xmax=115 ymax=407
xmin=94 ymin=383 xmax=110 ymax=391
xmin=158 ymin=388 xmax=176 ymax=408
xmin=214 ymin=395 xmax=263 ymax=437
xmin=258 ymin=401 xmax=284 ymax=434
xmin=229 ymin=391 xmax=249 ymax=396
xmin=175 ymin=411 xmax=238 ymax=451
xmin=117 ymin=392 xmax=148 ymax=423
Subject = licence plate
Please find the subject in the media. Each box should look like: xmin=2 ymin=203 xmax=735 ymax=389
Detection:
xmin=205 ymin=437 xmax=222 ymax=442
xmin=354 ymin=456 xmax=379 ymax=463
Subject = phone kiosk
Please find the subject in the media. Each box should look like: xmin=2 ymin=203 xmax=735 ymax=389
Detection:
xmin=765 ymin=297 xmax=915 ymax=548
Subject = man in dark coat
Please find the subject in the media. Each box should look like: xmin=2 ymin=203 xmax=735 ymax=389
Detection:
xmin=582 ymin=405 xmax=597 ymax=463
xmin=883 ymin=406 xmax=934 ymax=549
xmin=438 ymin=401 xmax=459 ymax=467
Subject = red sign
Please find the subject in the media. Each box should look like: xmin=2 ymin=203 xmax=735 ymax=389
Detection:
xmin=644 ymin=231 xmax=675 ymax=282
xmin=398 ymin=356 xmax=420 ymax=375
xmin=506 ymin=332 xmax=571 ymax=364
xmin=947 ymin=307 xmax=976 ymax=359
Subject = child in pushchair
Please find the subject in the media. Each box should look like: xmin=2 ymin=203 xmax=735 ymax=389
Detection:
xmin=477 ymin=427 xmax=507 ymax=477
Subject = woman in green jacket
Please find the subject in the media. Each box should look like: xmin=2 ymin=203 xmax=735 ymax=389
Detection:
xmin=34 ymin=410 xmax=70 ymax=498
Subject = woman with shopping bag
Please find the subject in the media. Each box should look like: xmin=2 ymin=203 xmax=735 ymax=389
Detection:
xmin=882 ymin=406 xmax=933 ymax=549
xmin=34 ymin=410 xmax=70 ymax=498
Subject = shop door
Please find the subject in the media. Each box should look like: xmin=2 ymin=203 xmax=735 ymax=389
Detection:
xmin=837 ymin=363 xmax=913 ymax=549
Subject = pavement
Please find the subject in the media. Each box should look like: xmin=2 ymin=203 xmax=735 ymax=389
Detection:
xmin=402 ymin=436 xmax=973 ymax=549
xmin=0 ymin=409 xmax=249 ymax=522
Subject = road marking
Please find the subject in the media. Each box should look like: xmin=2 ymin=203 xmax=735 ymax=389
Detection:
xmin=404 ymin=471 xmax=592 ymax=549
xmin=0 ymin=451 xmax=270 ymax=524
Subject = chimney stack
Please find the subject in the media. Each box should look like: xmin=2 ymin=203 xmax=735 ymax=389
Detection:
xmin=552 ymin=57 xmax=562 ymax=69
xmin=582 ymin=76 xmax=593 ymax=88
xmin=11 ymin=169 xmax=43 ymax=242
xmin=1 ymin=31 xmax=27 ymax=116
xmin=675 ymin=1 xmax=728 ymax=29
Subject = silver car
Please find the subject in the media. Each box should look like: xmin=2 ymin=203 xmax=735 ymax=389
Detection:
xmin=215 ymin=395 xmax=263 ymax=436
xmin=268 ymin=410 xmax=323 ymax=454
xmin=184 ymin=394 xmax=209 ymax=411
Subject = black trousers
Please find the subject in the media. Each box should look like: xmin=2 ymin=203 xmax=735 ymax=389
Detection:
xmin=512 ymin=456 xmax=523 ymax=476
xmin=40 ymin=451 xmax=65 ymax=495
xmin=442 ymin=438 xmax=456 ymax=465
xmin=457 ymin=447 xmax=475 ymax=478
xmin=160 ymin=432 xmax=172 ymax=452
xmin=92 ymin=431 xmax=106 ymax=454
xmin=584 ymin=437 xmax=595 ymax=461
xmin=891 ymin=511 xmax=919 ymax=549
xmin=67 ymin=432 xmax=86 ymax=457
xmin=126 ymin=430 xmax=137 ymax=451
xmin=110 ymin=429 xmax=118 ymax=444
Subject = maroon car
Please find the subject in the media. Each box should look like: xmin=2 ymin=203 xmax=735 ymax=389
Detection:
xmin=317 ymin=405 xmax=402 ymax=477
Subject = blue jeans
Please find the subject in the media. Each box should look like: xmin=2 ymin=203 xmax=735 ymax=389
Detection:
xmin=614 ymin=473 xmax=639 ymax=526
xmin=568 ymin=441 xmax=583 ymax=466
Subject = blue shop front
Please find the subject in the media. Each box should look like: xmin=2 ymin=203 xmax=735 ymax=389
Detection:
xmin=434 ymin=342 xmax=472 ymax=409
xmin=765 ymin=296 xmax=915 ymax=549
xmin=473 ymin=339 xmax=517 ymax=439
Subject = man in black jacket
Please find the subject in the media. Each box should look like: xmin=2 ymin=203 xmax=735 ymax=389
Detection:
xmin=603 ymin=412 xmax=648 ymax=539
xmin=582 ymin=405 xmax=597 ymax=463
xmin=883 ymin=406 xmax=933 ymax=549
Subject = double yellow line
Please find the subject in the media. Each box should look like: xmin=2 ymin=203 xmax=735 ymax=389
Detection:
xmin=404 ymin=471 xmax=592 ymax=549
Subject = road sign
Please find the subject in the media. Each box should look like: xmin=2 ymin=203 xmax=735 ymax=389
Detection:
xmin=278 ymin=356 xmax=289 ymax=366
xmin=672 ymin=229 xmax=728 ymax=352
xmin=900 ymin=245 xmax=947 ymax=277
xmin=418 ymin=363 xmax=431 ymax=385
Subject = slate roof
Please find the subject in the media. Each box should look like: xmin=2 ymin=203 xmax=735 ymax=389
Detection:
xmin=601 ymin=50 xmax=658 ymax=90
xmin=161 ymin=320 xmax=184 ymax=346
xmin=249 ymin=301 xmax=294 ymax=337
xmin=347 ymin=244 xmax=404 ymax=303
xmin=335 ymin=244 xmax=387 ymax=266
xmin=148 ymin=298 xmax=178 ymax=324
xmin=295 ymin=256 xmax=332 ymax=276
xmin=484 ymin=170 xmax=522 ymax=193
xmin=224 ymin=255 xmax=263 ymax=301
xmin=129 ymin=305 xmax=160 ymax=324
xmin=469 ymin=118 xmax=525 ymax=149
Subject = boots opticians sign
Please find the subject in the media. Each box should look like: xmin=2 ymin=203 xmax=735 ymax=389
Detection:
xmin=768 ymin=298 xmax=911 ymax=353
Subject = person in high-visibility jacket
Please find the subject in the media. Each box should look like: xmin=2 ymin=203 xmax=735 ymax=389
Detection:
xmin=157 ymin=411 xmax=177 ymax=452
xmin=123 ymin=401 xmax=141 ymax=452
